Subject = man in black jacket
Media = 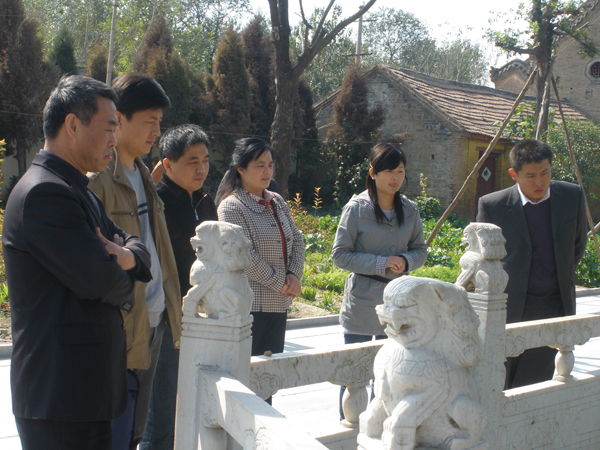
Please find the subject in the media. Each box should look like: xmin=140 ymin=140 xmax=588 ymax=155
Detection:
xmin=140 ymin=124 xmax=217 ymax=450
xmin=3 ymin=76 xmax=152 ymax=450
xmin=477 ymin=139 xmax=587 ymax=388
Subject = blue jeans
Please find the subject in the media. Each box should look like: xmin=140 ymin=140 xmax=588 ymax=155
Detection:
xmin=339 ymin=334 xmax=386 ymax=420
xmin=139 ymin=322 xmax=179 ymax=450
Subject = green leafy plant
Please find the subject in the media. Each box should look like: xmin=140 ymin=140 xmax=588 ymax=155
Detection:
xmin=320 ymin=291 xmax=335 ymax=309
xmin=301 ymin=286 xmax=317 ymax=302
xmin=411 ymin=266 xmax=461 ymax=283
xmin=415 ymin=174 xmax=441 ymax=220
xmin=577 ymin=240 xmax=600 ymax=288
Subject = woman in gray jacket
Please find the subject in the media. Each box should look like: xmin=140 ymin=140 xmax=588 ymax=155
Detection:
xmin=332 ymin=143 xmax=427 ymax=420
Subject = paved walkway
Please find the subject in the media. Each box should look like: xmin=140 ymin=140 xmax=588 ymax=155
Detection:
xmin=2 ymin=292 xmax=600 ymax=449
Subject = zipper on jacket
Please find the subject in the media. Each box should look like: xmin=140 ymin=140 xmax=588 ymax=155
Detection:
xmin=192 ymin=193 xmax=208 ymax=221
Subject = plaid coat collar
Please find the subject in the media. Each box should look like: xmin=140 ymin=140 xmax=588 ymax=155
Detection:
xmin=234 ymin=188 xmax=277 ymax=213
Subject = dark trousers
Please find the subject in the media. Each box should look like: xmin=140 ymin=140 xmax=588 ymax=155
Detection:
xmin=251 ymin=311 xmax=287 ymax=405
xmin=140 ymin=322 xmax=180 ymax=450
xmin=505 ymin=304 xmax=564 ymax=389
xmin=251 ymin=311 xmax=287 ymax=356
xmin=339 ymin=333 xmax=386 ymax=420
xmin=16 ymin=417 xmax=112 ymax=450
xmin=112 ymin=319 xmax=165 ymax=450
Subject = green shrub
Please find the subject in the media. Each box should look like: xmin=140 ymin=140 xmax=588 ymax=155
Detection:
xmin=415 ymin=196 xmax=441 ymax=221
xmin=577 ymin=240 xmax=600 ymax=288
xmin=422 ymin=218 xmax=465 ymax=269
xmin=311 ymin=271 xmax=347 ymax=293
xmin=411 ymin=266 xmax=461 ymax=283
xmin=301 ymin=286 xmax=317 ymax=302
xmin=320 ymin=291 xmax=335 ymax=309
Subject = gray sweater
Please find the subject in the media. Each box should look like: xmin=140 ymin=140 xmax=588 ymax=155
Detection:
xmin=332 ymin=191 xmax=427 ymax=335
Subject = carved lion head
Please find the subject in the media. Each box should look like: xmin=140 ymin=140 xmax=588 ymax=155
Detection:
xmin=377 ymin=276 xmax=483 ymax=367
xmin=191 ymin=221 xmax=252 ymax=271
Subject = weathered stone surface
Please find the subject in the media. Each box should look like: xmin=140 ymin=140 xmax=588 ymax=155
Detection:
xmin=456 ymin=223 xmax=508 ymax=296
xmin=182 ymin=221 xmax=254 ymax=320
xmin=359 ymin=276 xmax=487 ymax=450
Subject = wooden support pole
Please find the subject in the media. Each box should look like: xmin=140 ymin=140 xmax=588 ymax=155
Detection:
xmin=550 ymin=76 xmax=600 ymax=263
xmin=425 ymin=67 xmax=538 ymax=246
xmin=589 ymin=221 xmax=600 ymax=238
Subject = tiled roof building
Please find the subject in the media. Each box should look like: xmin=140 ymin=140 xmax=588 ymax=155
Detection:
xmin=315 ymin=65 xmax=589 ymax=219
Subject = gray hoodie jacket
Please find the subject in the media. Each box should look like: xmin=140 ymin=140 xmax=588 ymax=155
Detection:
xmin=332 ymin=190 xmax=427 ymax=335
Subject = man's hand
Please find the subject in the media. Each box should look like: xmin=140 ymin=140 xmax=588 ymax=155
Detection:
xmin=96 ymin=228 xmax=136 ymax=271
xmin=386 ymin=256 xmax=406 ymax=274
xmin=281 ymin=273 xmax=301 ymax=299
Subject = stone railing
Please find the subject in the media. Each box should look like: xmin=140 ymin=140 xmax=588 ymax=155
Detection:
xmin=175 ymin=221 xmax=600 ymax=450
xmin=250 ymin=340 xmax=383 ymax=443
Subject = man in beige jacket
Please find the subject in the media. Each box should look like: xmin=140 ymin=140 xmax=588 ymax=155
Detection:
xmin=88 ymin=73 xmax=181 ymax=450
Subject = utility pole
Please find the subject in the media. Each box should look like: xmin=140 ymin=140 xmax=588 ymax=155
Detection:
xmin=356 ymin=6 xmax=364 ymax=67
xmin=342 ymin=5 xmax=372 ymax=65
xmin=106 ymin=0 xmax=119 ymax=86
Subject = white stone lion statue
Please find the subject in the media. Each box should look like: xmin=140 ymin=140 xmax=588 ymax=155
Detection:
xmin=455 ymin=223 xmax=508 ymax=295
xmin=359 ymin=276 xmax=487 ymax=450
xmin=182 ymin=221 xmax=254 ymax=320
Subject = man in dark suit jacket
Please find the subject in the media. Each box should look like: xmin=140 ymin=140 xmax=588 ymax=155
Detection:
xmin=3 ymin=76 xmax=152 ymax=450
xmin=476 ymin=139 xmax=588 ymax=389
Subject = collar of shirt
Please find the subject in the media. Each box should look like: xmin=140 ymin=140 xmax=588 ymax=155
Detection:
xmin=246 ymin=189 xmax=274 ymax=205
xmin=39 ymin=150 xmax=90 ymax=189
xmin=517 ymin=183 xmax=551 ymax=206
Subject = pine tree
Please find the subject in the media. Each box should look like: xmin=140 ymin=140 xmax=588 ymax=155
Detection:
xmin=86 ymin=44 xmax=114 ymax=83
xmin=328 ymin=66 xmax=385 ymax=205
xmin=48 ymin=27 xmax=78 ymax=76
xmin=133 ymin=16 xmax=174 ymax=73
xmin=204 ymin=25 xmax=251 ymax=169
xmin=0 ymin=0 xmax=58 ymax=177
xmin=242 ymin=16 xmax=275 ymax=139
xmin=135 ymin=16 xmax=192 ymax=128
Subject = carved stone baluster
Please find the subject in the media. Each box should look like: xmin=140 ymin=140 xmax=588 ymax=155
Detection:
xmin=341 ymin=384 xmax=368 ymax=428
xmin=174 ymin=222 xmax=254 ymax=450
xmin=554 ymin=345 xmax=575 ymax=382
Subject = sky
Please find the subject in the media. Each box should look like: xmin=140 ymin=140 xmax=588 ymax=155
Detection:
xmin=248 ymin=0 xmax=529 ymax=71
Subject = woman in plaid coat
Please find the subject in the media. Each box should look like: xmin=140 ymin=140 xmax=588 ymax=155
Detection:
xmin=216 ymin=138 xmax=304 ymax=361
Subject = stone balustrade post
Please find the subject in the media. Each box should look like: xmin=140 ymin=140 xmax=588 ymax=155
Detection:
xmin=458 ymin=223 xmax=509 ymax=449
xmin=341 ymin=384 xmax=369 ymax=428
xmin=173 ymin=221 xmax=255 ymax=450
xmin=553 ymin=345 xmax=575 ymax=382
xmin=468 ymin=291 xmax=507 ymax=448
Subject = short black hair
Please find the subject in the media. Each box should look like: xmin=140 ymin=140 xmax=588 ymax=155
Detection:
xmin=43 ymin=75 xmax=118 ymax=140
xmin=510 ymin=139 xmax=553 ymax=173
xmin=159 ymin=124 xmax=211 ymax=162
xmin=111 ymin=73 xmax=170 ymax=119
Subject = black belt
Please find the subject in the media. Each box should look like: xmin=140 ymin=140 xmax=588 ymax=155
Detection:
xmin=355 ymin=273 xmax=392 ymax=284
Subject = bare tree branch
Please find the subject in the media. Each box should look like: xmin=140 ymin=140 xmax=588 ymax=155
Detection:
xmin=298 ymin=0 xmax=311 ymax=52
xmin=313 ymin=0 xmax=336 ymax=46
xmin=309 ymin=0 xmax=377 ymax=63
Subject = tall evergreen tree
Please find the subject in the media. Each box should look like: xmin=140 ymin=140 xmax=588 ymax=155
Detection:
xmin=86 ymin=43 xmax=114 ymax=83
xmin=204 ymin=25 xmax=251 ymax=169
xmin=48 ymin=27 xmax=78 ymax=76
xmin=134 ymin=16 xmax=192 ymax=128
xmin=328 ymin=65 xmax=385 ymax=205
xmin=0 ymin=0 xmax=58 ymax=177
xmin=242 ymin=16 xmax=276 ymax=139
xmin=133 ymin=15 xmax=174 ymax=74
